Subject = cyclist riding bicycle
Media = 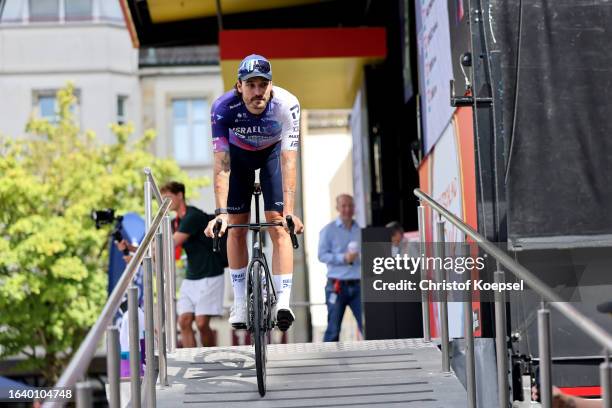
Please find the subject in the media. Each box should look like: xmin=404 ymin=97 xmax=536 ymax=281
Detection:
xmin=204 ymin=54 xmax=304 ymax=332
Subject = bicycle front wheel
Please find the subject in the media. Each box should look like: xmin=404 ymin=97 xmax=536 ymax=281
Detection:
xmin=252 ymin=261 xmax=267 ymax=396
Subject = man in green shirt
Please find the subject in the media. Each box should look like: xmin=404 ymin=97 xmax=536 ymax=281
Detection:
xmin=161 ymin=181 xmax=225 ymax=347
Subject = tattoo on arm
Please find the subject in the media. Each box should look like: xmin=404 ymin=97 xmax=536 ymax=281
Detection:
xmin=220 ymin=152 xmax=231 ymax=172
xmin=214 ymin=152 xmax=230 ymax=208
xmin=281 ymin=151 xmax=297 ymax=214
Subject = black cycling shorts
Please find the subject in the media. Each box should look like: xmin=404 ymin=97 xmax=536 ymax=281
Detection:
xmin=227 ymin=142 xmax=284 ymax=214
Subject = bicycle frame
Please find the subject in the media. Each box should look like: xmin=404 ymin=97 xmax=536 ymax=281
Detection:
xmin=244 ymin=186 xmax=276 ymax=331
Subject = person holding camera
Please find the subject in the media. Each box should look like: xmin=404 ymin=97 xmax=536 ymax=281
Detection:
xmin=160 ymin=181 xmax=226 ymax=347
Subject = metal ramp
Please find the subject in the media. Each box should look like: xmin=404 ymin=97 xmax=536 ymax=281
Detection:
xmin=156 ymin=339 xmax=467 ymax=407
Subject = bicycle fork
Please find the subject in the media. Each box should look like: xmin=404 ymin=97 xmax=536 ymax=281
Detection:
xmin=246 ymin=240 xmax=277 ymax=332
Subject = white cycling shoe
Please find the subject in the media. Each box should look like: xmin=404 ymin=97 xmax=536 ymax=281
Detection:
xmin=275 ymin=306 xmax=295 ymax=332
xmin=229 ymin=301 xmax=247 ymax=329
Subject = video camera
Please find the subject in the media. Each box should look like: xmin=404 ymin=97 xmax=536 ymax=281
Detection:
xmin=91 ymin=209 xmax=128 ymax=255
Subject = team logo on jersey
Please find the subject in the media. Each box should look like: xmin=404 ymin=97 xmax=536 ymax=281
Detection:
xmin=216 ymin=114 xmax=224 ymax=120
xmin=229 ymin=102 xmax=241 ymax=109
xmin=231 ymin=122 xmax=281 ymax=137
xmin=233 ymin=126 xmax=266 ymax=134
xmin=290 ymin=104 xmax=300 ymax=120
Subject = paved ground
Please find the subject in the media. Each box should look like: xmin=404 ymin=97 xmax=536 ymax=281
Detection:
xmin=156 ymin=338 xmax=467 ymax=407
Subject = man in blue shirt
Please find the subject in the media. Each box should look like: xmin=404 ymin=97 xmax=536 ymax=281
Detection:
xmin=318 ymin=194 xmax=363 ymax=341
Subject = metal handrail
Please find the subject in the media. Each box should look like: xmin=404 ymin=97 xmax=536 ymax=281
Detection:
xmin=144 ymin=167 xmax=163 ymax=205
xmin=43 ymin=197 xmax=172 ymax=408
xmin=416 ymin=188 xmax=612 ymax=408
xmin=144 ymin=167 xmax=179 ymax=354
xmin=415 ymin=188 xmax=612 ymax=351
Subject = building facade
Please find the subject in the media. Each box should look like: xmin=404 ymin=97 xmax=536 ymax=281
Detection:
xmin=0 ymin=0 xmax=140 ymax=144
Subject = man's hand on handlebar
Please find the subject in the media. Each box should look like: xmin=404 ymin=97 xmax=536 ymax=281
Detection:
xmin=282 ymin=214 xmax=304 ymax=235
xmin=283 ymin=214 xmax=301 ymax=249
xmin=205 ymin=214 xmax=229 ymax=238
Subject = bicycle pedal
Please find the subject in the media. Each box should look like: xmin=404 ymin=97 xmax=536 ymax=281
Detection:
xmin=231 ymin=323 xmax=247 ymax=330
xmin=275 ymin=310 xmax=294 ymax=332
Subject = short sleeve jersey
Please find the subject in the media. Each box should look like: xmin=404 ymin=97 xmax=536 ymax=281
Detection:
xmin=177 ymin=206 xmax=224 ymax=280
xmin=211 ymin=86 xmax=301 ymax=152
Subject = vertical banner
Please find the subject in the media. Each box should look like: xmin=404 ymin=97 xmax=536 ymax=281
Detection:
xmin=351 ymin=88 xmax=371 ymax=227
xmin=418 ymin=107 xmax=481 ymax=337
xmin=432 ymin=122 xmax=464 ymax=338
xmin=415 ymin=0 xmax=455 ymax=153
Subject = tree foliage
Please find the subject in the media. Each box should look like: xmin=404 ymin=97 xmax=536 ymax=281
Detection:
xmin=0 ymin=83 xmax=207 ymax=383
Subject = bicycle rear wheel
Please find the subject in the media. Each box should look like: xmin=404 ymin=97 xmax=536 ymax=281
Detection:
xmin=252 ymin=261 xmax=267 ymax=396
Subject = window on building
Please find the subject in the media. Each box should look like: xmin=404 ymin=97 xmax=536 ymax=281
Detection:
xmin=171 ymin=98 xmax=212 ymax=166
xmin=29 ymin=0 xmax=59 ymax=22
xmin=65 ymin=0 xmax=92 ymax=21
xmin=0 ymin=0 xmax=26 ymax=23
xmin=38 ymin=95 xmax=57 ymax=123
xmin=33 ymin=89 xmax=81 ymax=124
xmin=99 ymin=0 xmax=123 ymax=22
xmin=117 ymin=95 xmax=127 ymax=125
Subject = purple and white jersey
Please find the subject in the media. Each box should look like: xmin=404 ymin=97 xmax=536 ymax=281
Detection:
xmin=211 ymin=86 xmax=301 ymax=153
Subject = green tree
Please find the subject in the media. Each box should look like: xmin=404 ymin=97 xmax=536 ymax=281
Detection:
xmin=0 ymin=83 xmax=207 ymax=383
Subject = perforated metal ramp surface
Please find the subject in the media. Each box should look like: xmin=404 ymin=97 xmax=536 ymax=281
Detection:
xmin=156 ymin=339 xmax=467 ymax=407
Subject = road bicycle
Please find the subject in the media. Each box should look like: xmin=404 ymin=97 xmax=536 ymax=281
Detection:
xmin=213 ymin=183 xmax=299 ymax=396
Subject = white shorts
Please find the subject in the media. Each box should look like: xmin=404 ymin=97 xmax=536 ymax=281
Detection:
xmin=177 ymin=274 xmax=225 ymax=317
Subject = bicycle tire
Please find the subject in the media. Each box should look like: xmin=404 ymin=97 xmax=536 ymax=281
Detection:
xmin=252 ymin=261 xmax=267 ymax=396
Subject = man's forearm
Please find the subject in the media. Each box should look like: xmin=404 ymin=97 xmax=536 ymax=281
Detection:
xmin=214 ymin=151 xmax=231 ymax=209
xmin=281 ymin=150 xmax=297 ymax=214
